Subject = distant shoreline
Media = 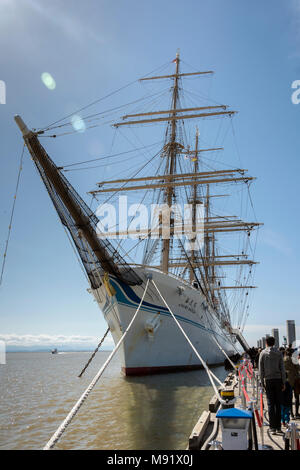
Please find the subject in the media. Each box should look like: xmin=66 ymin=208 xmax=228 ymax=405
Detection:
xmin=5 ymin=349 xmax=113 ymax=353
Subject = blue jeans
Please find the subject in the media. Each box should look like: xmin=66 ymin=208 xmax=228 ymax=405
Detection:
xmin=265 ymin=379 xmax=282 ymax=430
xmin=281 ymin=405 xmax=291 ymax=424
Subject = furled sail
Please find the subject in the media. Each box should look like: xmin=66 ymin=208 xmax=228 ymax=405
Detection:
xmin=14 ymin=116 xmax=143 ymax=288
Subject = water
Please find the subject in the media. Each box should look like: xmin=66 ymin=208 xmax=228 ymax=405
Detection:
xmin=0 ymin=352 xmax=227 ymax=450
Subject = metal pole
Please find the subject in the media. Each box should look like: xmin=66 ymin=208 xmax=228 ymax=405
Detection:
xmin=241 ymin=384 xmax=246 ymax=409
xmin=260 ymin=416 xmax=265 ymax=448
xmin=284 ymin=427 xmax=290 ymax=450
xmin=255 ymin=372 xmax=259 ymax=402
xmin=250 ymin=400 xmax=258 ymax=450
xmin=290 ymin=422 xmax=298 ymax=450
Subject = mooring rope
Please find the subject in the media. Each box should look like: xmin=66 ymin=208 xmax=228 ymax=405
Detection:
xmin=211 ymin=335 xmax=237 ymax=370
xmin=78 ymin=327 xmax=110 ymax=378
xmin=43 ymin=277 xmax=150 ymax=450
xmin=0 ymin=145 xmax=25 ymax=288
xmin=151 ymin=280 xmax=225 ymax=402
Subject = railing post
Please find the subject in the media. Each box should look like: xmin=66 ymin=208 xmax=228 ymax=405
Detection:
xmin=289 ymin=422 xmax=299 ymax=451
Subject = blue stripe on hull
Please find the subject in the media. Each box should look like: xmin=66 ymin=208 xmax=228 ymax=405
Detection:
xmin=109 ymin=277 xmax=229 ymax=342
xmin=110 ymin=277 xmax=169 ymax=313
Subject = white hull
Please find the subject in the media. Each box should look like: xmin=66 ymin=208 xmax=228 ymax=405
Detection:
xmin=91 ymin=268 xmax=236 ymax=375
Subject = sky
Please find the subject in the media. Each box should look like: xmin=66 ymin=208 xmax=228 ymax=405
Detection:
xmin=1 ymin=0 xmax=300 ymax=351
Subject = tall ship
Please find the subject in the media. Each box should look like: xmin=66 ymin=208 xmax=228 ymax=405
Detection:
xmin=15 ymin=53 xmax=261 ymax=375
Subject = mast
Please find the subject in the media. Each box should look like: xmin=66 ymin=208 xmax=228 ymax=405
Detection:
xmin=210 ymin=232 xmax=217 ymax=307
xmin=14 ymin=54 xmax=261 ymax=341
xmin=88 ymin=54 xmax=262 ymax=310
xmin=204 ymin=184 xmax=210 ymax=282
xmin=162 ymin=51 xmax=180 ymax=273
xmin=189 ymin=128 xmax=199 ymax=283
xmin=111 ymin=53 xmax=233 ymax=275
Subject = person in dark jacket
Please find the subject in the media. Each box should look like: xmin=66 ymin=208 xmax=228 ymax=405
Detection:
xmin=284 ymin=350 xmax=300 ymax=418
xmin=258 ymin=336 xmax=286 ymax=434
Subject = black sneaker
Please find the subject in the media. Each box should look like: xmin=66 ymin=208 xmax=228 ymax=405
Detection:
xmin=276 ymin=428 xmax=284 ymax=434
xmin=270 ymin=428 xmax=276 ymax=435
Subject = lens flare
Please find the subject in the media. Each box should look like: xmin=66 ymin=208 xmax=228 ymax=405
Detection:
xmin=71 ymin=114 xmax=86 ymax=133
xmin=41 ymin=72 xmax=56 ymax=90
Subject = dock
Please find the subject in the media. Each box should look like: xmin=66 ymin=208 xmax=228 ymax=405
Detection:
xmin=188 ymin=363 xmax=299 ymax=451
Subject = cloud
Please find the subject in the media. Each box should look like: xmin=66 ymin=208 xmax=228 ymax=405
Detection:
xmin=22 ymin=0 xmax=105 ymax=45
xmin=0 ymin=333 xmax=113 ymax=349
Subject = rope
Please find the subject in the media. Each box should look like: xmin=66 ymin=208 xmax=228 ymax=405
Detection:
xmin=62 ymin=227 xmax=90 ymax=284
xmin=78 ymin=327 xmax=110 ymax=378
xmin=151 ymin=279 xmax=225 ymax=402
xmin=43 ymin=277 xmax=150 ymax=450
xmin=41 ymin=80 xmax=140 ymax=131
xmin=242 ymin=384 xmax=250 ymax=403
xmin=254 ymin=408 xmax=262 ymax=428
xmin=0 ymin=145 xmax=25 ymax=288
xmin=237 ymin=362 xmax=253 ymax=408
xmin=244 ymin=366 xmax=252 ymax=380
xmin=41 ymin=61 xmax=172 ymax=131
xmin=266 ymin=428 xmax=284 ymax=450
xmin=211 ymin=335 xmax=237 ymax=369
xmin=78 ymin=232 xmax=103 ymax=299
xmin=60 ymin=141 xmax=162 ymax=170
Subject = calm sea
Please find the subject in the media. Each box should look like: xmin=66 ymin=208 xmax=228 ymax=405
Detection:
xmin=0 ymin=351 xmax=227 ymax=450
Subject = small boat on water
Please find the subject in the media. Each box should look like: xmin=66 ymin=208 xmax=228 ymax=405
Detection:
xmin=51 ymin=348 xmax=58 ymax=355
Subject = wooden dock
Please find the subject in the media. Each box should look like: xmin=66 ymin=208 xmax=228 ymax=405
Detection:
xmin=188 ymin=368 xmax=297 ymax=451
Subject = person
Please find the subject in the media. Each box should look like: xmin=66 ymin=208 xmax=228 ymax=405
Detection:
xmin=296 ymin=360 xmax=300 ymax=418
xmin=294 ymin=374 xmax=300 ymax=418
xmin=259 ymin=336 xmax=286 ymax=434
xmin=281 ymin=379 xmax=293 ymax=427
xmin=284 ymin=350 xmax=300 ymax=419
xmin=255 ymin=348 xmax=262 ymax=369
xmin=248 ymin=347 xmax=257 ymax=368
